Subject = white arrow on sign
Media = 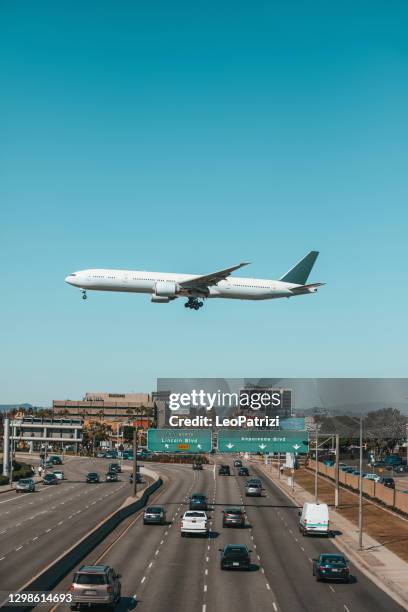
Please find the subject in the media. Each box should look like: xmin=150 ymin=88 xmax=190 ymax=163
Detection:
xmin=226 ymin=443 xmax=234 ymax=449
xmin=164 ymin=443 xmax=169 ymax=449
xmin=292 ymin=444 xmax=301 ymax=451
xmin=259 ymin=443 xmax=267 ymax=450
xmin=197 ymin=444 xmax=202 ymax=449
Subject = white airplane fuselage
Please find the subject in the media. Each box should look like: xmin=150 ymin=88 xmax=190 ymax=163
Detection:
xmin=65 ymin=269 xmax=318 ymax=301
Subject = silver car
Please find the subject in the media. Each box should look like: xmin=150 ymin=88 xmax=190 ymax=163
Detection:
xmin=70 ymin=564 xmax=121 ymax=610
xmin=16 ymin=478 xmax=35 ymax=493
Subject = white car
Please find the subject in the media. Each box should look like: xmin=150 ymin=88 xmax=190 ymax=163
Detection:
xmin=363 ymin=473 xmax=381 ymax=482
xmin=181 ymin=511 xmax=208 ymax=537
xmin=52 ymin=470 xmax=64 ymax=480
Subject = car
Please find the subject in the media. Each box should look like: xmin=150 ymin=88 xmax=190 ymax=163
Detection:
xmin=106 ymin=471 xmax=119 ymax=482
xmin=238 ymin=467 xmax=249 ymax=476
xmin=222 ymin=507 xmax=245 ymax=528
xmin=394 ymin=464 xmax=408 ymax=473
xmin=51 ymin=456 xmax=63 ymax=465
xmin=122 ymin=451 xmax=133 ymax=460
xmin=247 ymin=478 xmax=261 ymax=485
xmin=379 ymin=477 xmax=395 ymax=489
xmin=43 ymin=473 xmax=58 ymax=485
xmin=15 ymin=478 xmax=35 ymax=493
xmin=233 ymin=459 xmax=243 ymax=468
xmin=86 ymin=472 xmax=100 ymax=483
xmin=363 ymin=473 xmax=381 ymax=482
xmin=108 ymin=462 xmax=121 ymax=473
xmin=245 ymin=482 xmax=262 ymax=497
xmin=53 ymin=470 xmax=65 ymax=480
xmin=312 ymin=554 xmax=350 ymax=582
xmin=181 ymin=511 xmax=208 ymax=536
xmin=69 ymin=564 xmax=121 ymax=610
xmin=219 ymin=544 xmax=251 ymax=570
xmin=189 ymin=493 xmax=208 ymax=510
xmin=218 ymin=465 xmax=230 ymax=476
xmin=96 ymin=451 xmax=106 ymax=458
xmin=192 ymin=462 xmax=203 ymax=470
xmin=143 ymin=506 xmax=166 ymax=525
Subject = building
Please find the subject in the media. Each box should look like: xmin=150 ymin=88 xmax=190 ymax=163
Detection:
xmin=53 ymin=392 xmax=156 ymax=423
xmin=11 ymin=416 xmax=83 ymax=452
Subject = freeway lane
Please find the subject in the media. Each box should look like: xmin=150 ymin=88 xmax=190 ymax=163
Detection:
xmin=0 ymin=457 xmax=143 ymax=593
xmin=232 ymin=457 xmax=405 ymax=612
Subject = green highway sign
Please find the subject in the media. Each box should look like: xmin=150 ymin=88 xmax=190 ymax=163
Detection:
xmin=147 ymin=429 xmax=212 ymax=453
xmin=217 ymin=430 xmax=309 ymax=453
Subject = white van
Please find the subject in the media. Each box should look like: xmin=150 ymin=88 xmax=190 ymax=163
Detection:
xmin=299 ymin=502 xmax=329 ymax=536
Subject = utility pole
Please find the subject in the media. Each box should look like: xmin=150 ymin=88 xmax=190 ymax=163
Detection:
xmin=277 ymin=452 xmax=281 ymax=479
xmin=358 ymin=414 xmax=363 ymax=550
xmin=2 ymin=416 xmax=10 ymax=477
xmin=132 ymin=427 xmax=138 ymax=497
xmin=314 ymin=425 xmax=319 ymax=503
xmin=335 ymin=434 xmax=340 ymax=508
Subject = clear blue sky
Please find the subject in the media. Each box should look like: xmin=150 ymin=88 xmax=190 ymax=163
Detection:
xmin=1 ymin=1 xmax=408 ymax=405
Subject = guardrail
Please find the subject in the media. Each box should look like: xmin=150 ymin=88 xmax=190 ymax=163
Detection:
xmin=2 ymin=477 xmax=162 ymax=611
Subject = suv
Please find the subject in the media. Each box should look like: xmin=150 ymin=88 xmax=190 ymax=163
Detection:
xmin=106 ymin=471 xmax=118 ymax=482
xmin=189 ymin=493 xmax=208 ymax=510
xmin=218 ymin=465 xmax=230 ymax=476
xmin=86 ymin=472 xmax=100 ymax=484
xmin=219 ymin=544 xmax=251 ymax=570
xmin=222 ymin=508 xmax=245 ymax=528
xmin=143 ymin=506 xmax=166 ymax=525
xmin=233 ymin=459 xmax=243 ymax=468
xmin=50 ymin=455 xmax=63 ymax=465
xmin=192 ymin=463 xmax=203 ymax=470
xmin=69 ymin=565 xmax=121 ymax=610
xmin=238 ymin=467 xmax=249 ymax=477
xmin=379 ymin=477 xmax=395 ymax=489
xmin=16 ymin=478 xmax=35 ymax=493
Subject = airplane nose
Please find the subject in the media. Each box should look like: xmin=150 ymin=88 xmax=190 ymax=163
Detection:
xmin=65 ymin=275 xmax=71 ymax=283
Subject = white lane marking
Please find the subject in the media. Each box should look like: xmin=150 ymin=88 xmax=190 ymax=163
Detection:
xmin=0 ymin=556 xmax=5 ymax=561
xmin=205 ymin=569 xmax=208 ymax=575
xmin=141 ymin=576 xmax=146 ymax=584
xmin=155 ymin=549 xmax=159 ymax=556
xmin=344 ymin=607 xmax=350 ymax=612
xmin=0 ymin=530 xmax=7 ymax=534
xmin=273 ymin=603 xmax=278 ymax=611
xmin=261 ymin=568 xmax=264 ymax=574
xmin=32 ymin=536 xmax=38 ymax=541
xmin=308 ymin=557 xmax=313 ymax=563
xmin=206 ymin=556 xmax=209 ymax=562
xmin=207 ymin=545 xmax=210 ymax=550
xmin=148 ymin=562 xmax=153 ymax=569
xmin=16 ymin=523 xmax=21 ymax=526
xmin=58 ymin=521 xmax=63 ymax=525
xmin=203 ymin=605 xmax=207 ymax=612
xmin=15 ymin=546 xmax=23 ymax=551
xmin=204 ymin=585 xmax=207 ymax=592
xmin=329 ymin=585 xmax=335 ymax=593
xmin=160 ymin=540 xmax=164 ymax=545
xmin=266 ymin=583 xmax=271 ymax=590
xmin=45 ymin=528 xmax=52 ymax=533
xmin=301 ymin=546 xmax=305 ymax=551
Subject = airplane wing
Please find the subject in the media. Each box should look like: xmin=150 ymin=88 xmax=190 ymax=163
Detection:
xmin=179 ymin=262 xmax=251 ymax=290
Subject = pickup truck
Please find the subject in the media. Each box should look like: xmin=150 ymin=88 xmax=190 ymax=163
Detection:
xmin=180 ymin=511 xmax=208 ymax=537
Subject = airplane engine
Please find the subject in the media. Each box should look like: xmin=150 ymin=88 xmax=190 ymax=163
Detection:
xmin=151 ymin=295 xmax=171 ymax=303
xmin=154 ymin=281 xmax=179 ymax=297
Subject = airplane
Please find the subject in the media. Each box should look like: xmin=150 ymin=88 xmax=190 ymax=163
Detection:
xmin=65 ymin=251 xmax=324 ymax=310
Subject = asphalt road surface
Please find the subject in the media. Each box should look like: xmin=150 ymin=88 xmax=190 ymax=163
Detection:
xmin=44 ymin=457 xmax=405 ymax=612
xmin=0 ymin=456 xmax=146 ymax=593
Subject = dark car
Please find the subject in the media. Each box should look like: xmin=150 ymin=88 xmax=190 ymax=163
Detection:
xmin=109 ymin=462 xmax=122 ymax=473
xmin=222 ymin=508 xmax=245 ymax=528
xmin=313 ymin=554 xmax=350 ymax=582
xmin=394 ymin=464 xmax=408 ymax=473
xmin=50 ymin=455 xmax=63 ymax=465
xmin=238 ymin=467 xmax=249 ymax=476
xmin=192 ymin=463 xmax=203 ymax=470
xmin=233 ymin=459 xmax=243 ymax=468
xmin=379 ymin=477 xmax=395 ymax=489
xmin=106 ymin=471 xmax=119 ymax=482
xmin=218 ymin=465 xmax=230 ymax=476
xmin=220 ymin=544 xmax=251 ymax=570
xmin=86 ymin=472 xmax=100 ymax=484
xmin=43 ymin=473 xmax=58 ymax=485
xmin=143 ymin=506 xmax=166 ymax=525
xmin=189 ymin=493 xmax=208 ymax=510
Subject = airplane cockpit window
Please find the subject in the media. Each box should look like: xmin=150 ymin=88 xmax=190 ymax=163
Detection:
xmin=70 ymin=273 xmax=77 ymax=276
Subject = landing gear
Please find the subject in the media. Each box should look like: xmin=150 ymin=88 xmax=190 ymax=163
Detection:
xmin=81 ymin=290 xmax=87 ymax=300
xmin=185 ymin=297 xmax=204 ymax=310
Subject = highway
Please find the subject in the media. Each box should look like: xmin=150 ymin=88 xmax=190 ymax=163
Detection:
xmin=42 ymin=457 xmax=405 ymax=612
xmin=0 ymin=456 xmax=145 ymax=593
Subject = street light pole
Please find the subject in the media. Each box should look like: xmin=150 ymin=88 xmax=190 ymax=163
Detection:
xmin=132 ymin=427 xmax=138 ymax=497
xmin=358 ymin=414 xmax=363 ymax=551
xmin=335 ymin=434 xmax=340 ymax=508
xmin=314 ymin=425 xmax=319 ymax=503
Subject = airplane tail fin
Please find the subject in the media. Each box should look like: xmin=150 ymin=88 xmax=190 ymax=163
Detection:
xmin=279 ymin=251 xmax=319 ymax=285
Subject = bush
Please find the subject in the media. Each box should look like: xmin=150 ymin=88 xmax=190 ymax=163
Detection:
xmin=0 ymin=475 xmax=9 ymax=486
xmin=12 ymin=461 xmax=34 ymax=482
